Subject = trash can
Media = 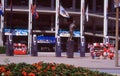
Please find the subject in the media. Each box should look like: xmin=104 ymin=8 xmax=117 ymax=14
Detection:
xmin=66 ymin=40 xmax=74 ymax=58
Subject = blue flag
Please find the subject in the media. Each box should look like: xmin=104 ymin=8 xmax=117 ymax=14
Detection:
xmin=0 ymin=3 xmax=4 ymax=16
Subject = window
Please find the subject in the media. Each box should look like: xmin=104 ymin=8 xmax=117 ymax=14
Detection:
xmin=6 ymin=13 xmax=28 ymax=29
xmin=7 ymin=0 xmax=28 ymax=6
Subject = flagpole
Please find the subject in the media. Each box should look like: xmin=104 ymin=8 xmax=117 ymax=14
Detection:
xmin=80 ymin=0 xmax=85 ymax=57
xmin=55 ymin=0 xmax=59 ymax=38
xmin=0 ymin=0 xmax=4 ymax=46
xmin=0 ymin=0 xmax=4 ymax=32
xmin=115 ymin=0 xmax=119 ymax=67
xmin=55 ymin=0 xmax=61 ymax=57
xmin=28 ymin=0 xmax=33 ymax=54
xmin=80 ymin=0 xmax=84 ymax=37
xmin=103 ymin=0 xmax=108 ymax=43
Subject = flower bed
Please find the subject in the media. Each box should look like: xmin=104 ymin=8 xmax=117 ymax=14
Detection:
xmin=0 ymin=62 xmax=116 ymax=76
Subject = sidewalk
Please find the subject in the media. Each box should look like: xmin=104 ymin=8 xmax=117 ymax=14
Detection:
xmin=0 ymin=52 xmax=120 ymax=75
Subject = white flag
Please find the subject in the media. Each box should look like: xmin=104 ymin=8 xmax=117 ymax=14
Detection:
xmin=85 ymin=5 xmax=88 ymax=22
xmin=59 ymin=5 xmax=70 ymax=18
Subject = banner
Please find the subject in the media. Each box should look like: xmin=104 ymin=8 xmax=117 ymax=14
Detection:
xmin=0 ymin=3 xmax=3 ymax=16
xmin=59 ymin=5 xmax=70 ymax=18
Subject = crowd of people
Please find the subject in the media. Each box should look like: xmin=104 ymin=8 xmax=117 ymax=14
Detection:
xmin=88 ymin=42 xmax=115 ymax=59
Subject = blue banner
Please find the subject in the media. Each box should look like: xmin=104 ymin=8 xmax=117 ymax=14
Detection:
xmin=4 ymin=29 xmax=28 ymax=36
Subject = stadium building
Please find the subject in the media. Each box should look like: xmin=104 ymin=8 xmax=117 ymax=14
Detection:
xmin=0 ymin=0 xmax=119 ymax=53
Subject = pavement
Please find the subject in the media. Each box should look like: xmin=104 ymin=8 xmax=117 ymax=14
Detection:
xmin=0 ymin=52 xmax=120 ymax=75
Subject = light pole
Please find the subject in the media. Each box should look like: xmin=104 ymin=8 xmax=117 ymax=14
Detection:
xmin=115 ymin=0 xmax=119 ymax=67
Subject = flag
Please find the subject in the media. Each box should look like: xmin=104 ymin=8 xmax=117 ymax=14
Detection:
xmin=0 ymin=3 xmax=4 ymax=16
xmin=85 ymin=5 xmax=88 ymax=22
xmin=59 ymin=4 xmax=70 ymax=18
xmin=31 ymin=4 xmax=39 ymax=19
xmin=114 ymin=0 xmax=120 ymax=8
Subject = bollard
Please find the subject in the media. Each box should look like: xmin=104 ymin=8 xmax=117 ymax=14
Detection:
xmin=80 ymin=43 xmax=85 ymax=57
xmin=6 ymin=35 xmax=14 ymax=56
xmin=55 ymin=37 xmax=62 ymax=57
xmin=31 ymin=34 xmax=38 ymax=56
xmin=80 ymin=37 xmax=85 ymax=57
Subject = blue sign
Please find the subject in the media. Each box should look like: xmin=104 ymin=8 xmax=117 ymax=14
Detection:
xmin=4 ymin=29 xmax=28 ymax=36
xmin=58 ymin=30 xmax=80 ymax=37
xmin=37 ymin=36 xmax=55 ymax=44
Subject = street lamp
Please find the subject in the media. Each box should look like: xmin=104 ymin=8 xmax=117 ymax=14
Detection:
xmin=115 ymin=0 xmax=119 ymax=67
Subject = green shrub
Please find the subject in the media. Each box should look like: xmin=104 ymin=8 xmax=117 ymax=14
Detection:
xmin=0 ymin=46 xmax=6 ymax=54
xmin=0 ymin=62 xmax=116 ymax=76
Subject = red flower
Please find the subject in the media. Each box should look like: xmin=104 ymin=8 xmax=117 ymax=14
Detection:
xmin=0 ymin=66 xmax=6 ymax=72
xmin=22 ymin=71 xmax=27 ymax=76
xmin=28 ymin=73 xmax=35 ymax=76
xmin=37 ymin=66 xmax=42 ymax=70
xmin=51 ymin=66 xmax=56 ymax=71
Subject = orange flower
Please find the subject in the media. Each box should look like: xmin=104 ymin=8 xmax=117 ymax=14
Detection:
xmin=47 ymin=65 xmax=50 ymax=70
xmin=0 ymin=66 xmax=6 ymax=72
xmin=28 ymin=73 xmax=35 ymax=76
xmin=51 ymin=66 xmax=56 ymax=71
xmin=37 ymin=66 xmax=42 ymax=70
xmin=22 ymin=71 xmax=27 ymax=76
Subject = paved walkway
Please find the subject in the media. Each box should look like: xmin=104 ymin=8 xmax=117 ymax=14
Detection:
xmin=0 ymin=52 xmax=120 ymax=75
